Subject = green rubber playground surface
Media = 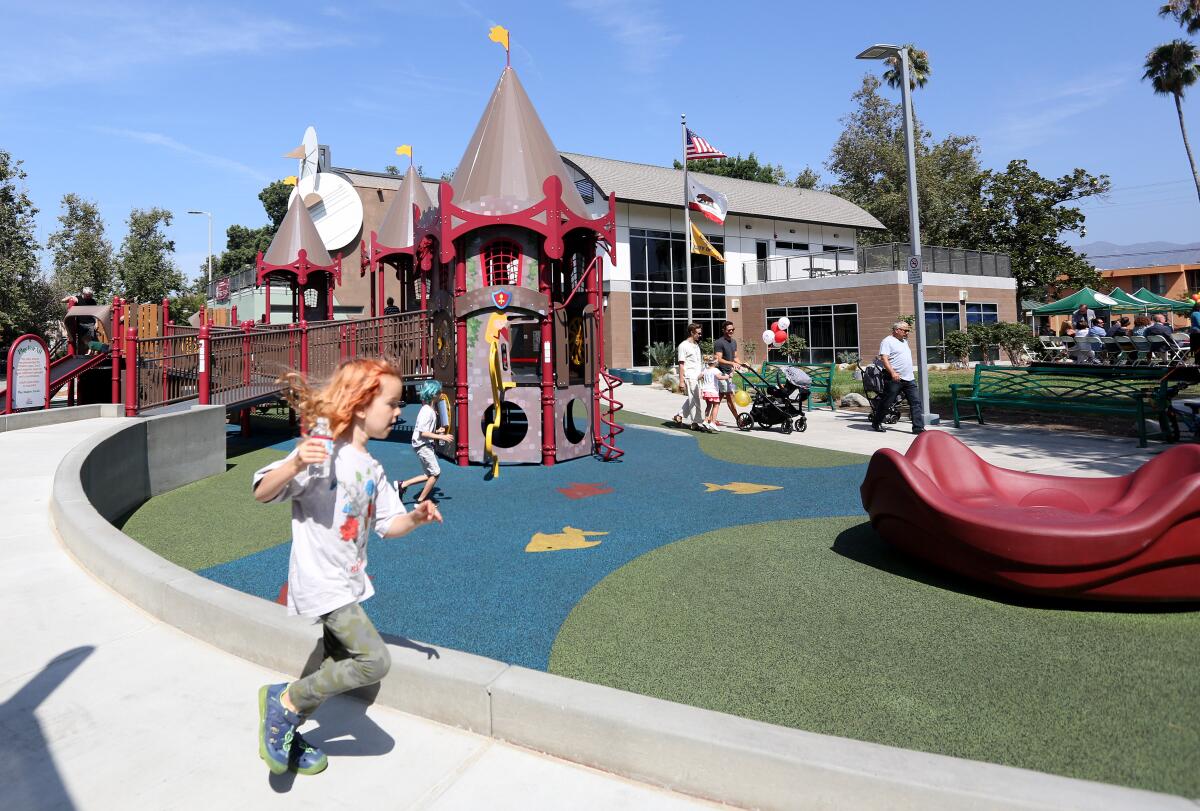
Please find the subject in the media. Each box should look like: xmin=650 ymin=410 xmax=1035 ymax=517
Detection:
xmin=119 ymin=408 xmax=1200 ymax=797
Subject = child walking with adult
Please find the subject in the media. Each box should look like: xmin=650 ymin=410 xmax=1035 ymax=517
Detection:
xmin=699 ymin=354 xmax=729 ymax=432
xmin=252 ymin=358 xmax=443 ymax=776
xmin=398 ymin=380 xmax=452 ymax=504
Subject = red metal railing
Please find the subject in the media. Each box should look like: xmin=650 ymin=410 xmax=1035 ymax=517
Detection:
xmin=126 ymin=312 xmax=430 ymax=414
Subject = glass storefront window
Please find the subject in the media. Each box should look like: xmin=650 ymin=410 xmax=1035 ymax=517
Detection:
xmin=764 ymin=304 xmax=859 ymax=364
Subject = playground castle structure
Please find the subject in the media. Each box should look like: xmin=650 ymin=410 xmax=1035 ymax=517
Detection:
xmin=6 ymin=62 xmax=624 ymax=464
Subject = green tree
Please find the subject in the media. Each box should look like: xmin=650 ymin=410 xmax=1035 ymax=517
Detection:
xmin=881 ymin=44 xmax=931 ymax=93
xmin=825 ymin=75 xmax=982 ymax=246
xmin=47 ymin=194 xmax=114 ymax=300
xmin=116 ymin=207 xmax=186 ymax=302
xmin=258 ymin=180 xmax=292 ymax=231
xmin=1144 ymin=40 xmax=1200 ymax=204
xmin=791 ymin=166 xmax=821 ymax=189
xmin=1161 ymin=1 xmax=1200 ymax=34
xmin=215 ymin=224 xmax=274 ymax=278
xmin=956 ymin=160 xmax=1109 ymax=303
xmin=672 ymin=153 xmax=787 ymax=185
xmin=0 ymin=150 xmax=55 ymax=346
xmin=780 ymin=334 xmax=807 ymax=362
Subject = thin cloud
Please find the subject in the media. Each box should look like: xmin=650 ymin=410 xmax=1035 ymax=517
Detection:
xmin=0 ymin=3 xmax=342 ymax=89
xmin=567 ymin=0 xmax=681 ymax=75
xmin=985 ymin=67 xmax=1131 ymax=153
xmin=95 ymin=127 xmax=270 ymax=183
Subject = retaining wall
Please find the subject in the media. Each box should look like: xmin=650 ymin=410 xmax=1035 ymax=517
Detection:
xmin=46 ymin=408 xmax=1189 ymax=810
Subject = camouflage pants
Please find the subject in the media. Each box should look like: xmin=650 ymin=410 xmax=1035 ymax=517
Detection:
xmin=287 ymin=602 xmax=391 ymax=716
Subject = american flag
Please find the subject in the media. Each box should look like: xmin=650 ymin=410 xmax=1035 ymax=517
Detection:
xmin=685 ymin=128 xmax=726 ymax=161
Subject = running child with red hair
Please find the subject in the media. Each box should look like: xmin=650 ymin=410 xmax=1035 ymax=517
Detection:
xmin=252 ymin=357 xmax=442 ymax=776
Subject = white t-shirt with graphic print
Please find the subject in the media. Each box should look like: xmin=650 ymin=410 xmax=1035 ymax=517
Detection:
xmin=254 ymin=442 xmax=406 ymax=617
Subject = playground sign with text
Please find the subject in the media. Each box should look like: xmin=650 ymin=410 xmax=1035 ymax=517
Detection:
xmin=5 ymin=334 xmax=50 ymax=412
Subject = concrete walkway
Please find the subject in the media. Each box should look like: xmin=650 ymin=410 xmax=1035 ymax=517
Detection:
xmin=0 ymin=418 xmax=723 ymax=811
xmin=616 ymin=383 xmax=1163 ymax=477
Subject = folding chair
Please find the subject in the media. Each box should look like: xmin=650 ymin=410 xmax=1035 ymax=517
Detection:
xmin=1114 ymin=335 xmax=1140 ymax=366
xmin=1147 ymin=334 xmax=1184 ymax=364
xmin=1100 ymin=336 xmax=1123 ymax=365
xmin=1130 ymin=335 xmax=1155 ymax=365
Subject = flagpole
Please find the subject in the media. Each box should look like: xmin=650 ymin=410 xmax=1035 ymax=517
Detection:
xmin=682 ymin=114 xmax=693 ymax=326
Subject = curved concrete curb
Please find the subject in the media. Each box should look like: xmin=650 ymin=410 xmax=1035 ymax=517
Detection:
xmin=48 ymin=410 xmax=1194 ymax=810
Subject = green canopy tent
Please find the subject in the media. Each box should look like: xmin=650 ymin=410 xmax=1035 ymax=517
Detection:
xmin=1031 ymin=287 xmax=1121 ymax=316
xmin=1106 ymin=287 xmax=1172 ymax=313
xmin=1131 ymin=288 xmax=1194 ymax=314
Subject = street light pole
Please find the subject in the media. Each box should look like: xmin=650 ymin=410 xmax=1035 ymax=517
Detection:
xmin=187 ymin=209 xmax=213 ymax=292
xmin=856 ymin=44 xmax=938 ymax=425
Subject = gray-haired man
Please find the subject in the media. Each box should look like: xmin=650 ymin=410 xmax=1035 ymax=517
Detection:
xmin=871 ymin=321 xmax=925 ymax=435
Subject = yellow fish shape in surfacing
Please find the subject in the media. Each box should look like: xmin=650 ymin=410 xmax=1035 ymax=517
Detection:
xmin=702 ymin=482 xmax=783 ymax=495
xmin=526 ymin=526 xmax=607 ymax=553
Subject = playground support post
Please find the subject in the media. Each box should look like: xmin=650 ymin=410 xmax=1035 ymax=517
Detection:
xmin=588 ymin=247 xmax=602 ymax=453
xmin=110 ymin=296 xmax=122 ymax=404
xmin=123 ymin=325 xmax=137 ymax=417
xmin=197 ymin=324 xmax=211 ymax=406
xmin=539 ymin=253 xmax=555 ymax=466
xmin=454 ymin=255 xmax=469 ymax=467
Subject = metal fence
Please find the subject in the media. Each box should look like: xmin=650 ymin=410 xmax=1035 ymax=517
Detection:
xmin=132 ymin=333 xmax=201 ymax=413
xmin=743 ymin=243 xmax=1012 ymax=284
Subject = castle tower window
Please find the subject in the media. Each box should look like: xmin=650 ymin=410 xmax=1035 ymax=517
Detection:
xmin=483 ymin=239 xmax=522 ymax=286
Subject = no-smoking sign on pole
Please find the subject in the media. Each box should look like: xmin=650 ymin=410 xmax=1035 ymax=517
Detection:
xmin=907 ymin=255 xmax=923 ymax=284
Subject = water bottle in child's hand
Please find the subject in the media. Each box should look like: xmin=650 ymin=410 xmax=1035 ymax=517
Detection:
xmin=308 ymin=416 xmax=333 ymax=478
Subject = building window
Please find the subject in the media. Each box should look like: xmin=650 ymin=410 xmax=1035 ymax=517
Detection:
xmin=1186 ymin=268 xmax=1200 ymax=292
xmin=1130 ymin=274 xmax=1167 ymax=295
xmin=629 ymin=227 xmax=726 ymax=365
xmin=483 ymin=239 xmax=521 ymax=287
xmin=775 ymin=241 xmax=809 ymax=251
xmin=822 ymin=245 xmax=853 ymax=254
xmin=923 ymin=303 xmax=960 ymax=365
xmin=764 ymin=304 xmax=858 ymax=364
xmin=965 ymin=303 xmax=999 ymax=362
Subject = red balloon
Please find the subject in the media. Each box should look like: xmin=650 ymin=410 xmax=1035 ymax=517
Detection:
xmin=769 ymin=321 xmax=779 ymax=332
xmin=773 ymin=329 xmax=788 ymax=345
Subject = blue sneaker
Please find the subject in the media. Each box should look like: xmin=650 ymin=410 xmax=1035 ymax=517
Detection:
xmin=291 ymin=729 xmax=329 ymax=776
xmin=258 ymin=683 xmax=301 ymax=775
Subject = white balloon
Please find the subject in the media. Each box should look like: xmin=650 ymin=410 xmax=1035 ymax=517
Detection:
xmin=777 ymin=316 xmax=790 ymax=331
xmin=761 ymin=329 xmax=775 ymax=345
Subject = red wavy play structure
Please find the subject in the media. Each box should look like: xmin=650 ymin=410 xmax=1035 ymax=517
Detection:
xmin=860 ymin=431 xmax=1200 ymax=602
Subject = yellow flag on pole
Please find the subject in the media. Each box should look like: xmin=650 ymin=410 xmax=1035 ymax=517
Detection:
xmin=282 ymin=176 xmax=298 ymax=187
xmin=691 ymin=223 xmax=724 ymax=263
xmin=395 ymin=144 xmax=412 ymax=158
xmin=488 ymin=25 xmax=510 ymax=59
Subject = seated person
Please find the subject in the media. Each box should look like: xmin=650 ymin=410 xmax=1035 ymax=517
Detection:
xmin=1109 ymin=316 xmax=1130 ymax=338
xmin=1132 ymin=315 xmax=1152 ymax=336
xmin=1088 ymin=318 xmax=1107 ymax=337
xmin=1144 ymin=314 xmax=1176 ymax=343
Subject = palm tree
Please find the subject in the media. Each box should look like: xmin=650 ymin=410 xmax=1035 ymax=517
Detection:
xmin=882 ymin=44 xmax=931 ymax=92
xmin=1144 ymin=40 xmax=1200 ymax=204
xmin=1160 ymin=1 xmax=1200 ymax=34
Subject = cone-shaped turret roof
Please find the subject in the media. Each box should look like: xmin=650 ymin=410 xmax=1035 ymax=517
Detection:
xmin=263 ymin=194 xmax=333 ymax=267
xmin=377 ymin=164 xmax=433 ymax=250
xmin=451 ymin=67 xmax=590 ymax=218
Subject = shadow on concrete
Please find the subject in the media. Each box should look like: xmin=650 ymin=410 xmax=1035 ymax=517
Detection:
xmin=0 ymin=646 xmax=94 ymax=811
xmin=830 ymin=521 xmax=1199 ymax=614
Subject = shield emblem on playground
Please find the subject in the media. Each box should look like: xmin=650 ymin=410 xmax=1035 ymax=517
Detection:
xmin=492 ymin=290 xmax=511 ymax=309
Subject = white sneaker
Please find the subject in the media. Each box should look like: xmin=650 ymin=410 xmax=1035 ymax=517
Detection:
xmin=707 ymin=423 xmax=721 ymax=432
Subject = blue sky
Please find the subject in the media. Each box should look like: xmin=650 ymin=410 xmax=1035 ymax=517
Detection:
xmin=2 ymin=0 xmax=1196 ymax=281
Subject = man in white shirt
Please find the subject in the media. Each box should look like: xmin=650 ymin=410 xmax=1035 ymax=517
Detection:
xmin=672 ymin=322 xmax=706 ymax=430
xmin=871 ymin=321 xmax=925 ymax=434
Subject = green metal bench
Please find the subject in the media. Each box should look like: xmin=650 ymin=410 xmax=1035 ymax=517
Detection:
xmin=949 ymin=365 xmax=1174 ymax=447
xmin=761 ymin=361 xmax=836 ymax=411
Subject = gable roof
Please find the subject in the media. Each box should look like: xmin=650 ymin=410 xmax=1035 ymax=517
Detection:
xmin=560 ymin=152 xmax=884 ymax=231
xmin=450 ymin=67 xmax=590 ymax=219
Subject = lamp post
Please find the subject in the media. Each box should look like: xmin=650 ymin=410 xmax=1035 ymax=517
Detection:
xmin=856 ymin=44 xmax=937 ymax=425
xmin=187 ymin=209 xmax=213 ymax=295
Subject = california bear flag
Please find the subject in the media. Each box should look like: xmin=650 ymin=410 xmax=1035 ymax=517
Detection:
xmin=687 ymin=177 xmax=729 ymax=225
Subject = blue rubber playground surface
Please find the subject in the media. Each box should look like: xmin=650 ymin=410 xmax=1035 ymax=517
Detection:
xmin=197 ymin=404 xmax=867 ymax=670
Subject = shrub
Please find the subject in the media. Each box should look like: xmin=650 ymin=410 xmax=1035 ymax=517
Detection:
xmin=837 ymin=351 xmax=860 ymax=366
xmin=966 ymin=322 xmax=997 ymax=363
xmin=780 ymin=335 xmax=807 ymax=362
xmin=993 ymin=322 xmax=1035 ymax=365
xmin=699 ymin=338 xmax=714 ymax=356
xmin=942 ymin=330 xmax=972 ymax=368
xmin=645 ymin=341 xmax=675 ymax=369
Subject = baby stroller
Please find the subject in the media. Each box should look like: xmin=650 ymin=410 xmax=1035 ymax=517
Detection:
xmin=858 ymin=362 xmax=902 ymax=424
xmin=734 ymin=365 xmax=809 ymax=434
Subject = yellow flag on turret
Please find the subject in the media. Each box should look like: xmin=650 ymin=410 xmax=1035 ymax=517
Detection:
xmin=691 ymin=223 xmax=724 ymax=263
xmin=282 ymin=176 xmax=298 ymax=187
xmin=395 ymin=144 xmax=412 ymax=158
xmin=488 ymin=25 xmax=510 ymax=53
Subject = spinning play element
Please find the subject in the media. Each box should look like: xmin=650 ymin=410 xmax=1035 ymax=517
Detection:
xmin=526 ymin=527 xmax=607 ymax=553
xmin=860 ymin=431 xmax=1200 ymax=602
